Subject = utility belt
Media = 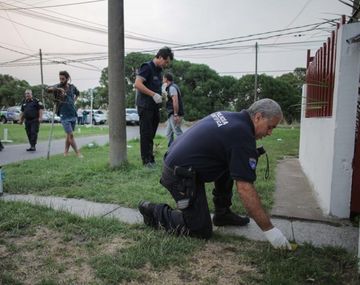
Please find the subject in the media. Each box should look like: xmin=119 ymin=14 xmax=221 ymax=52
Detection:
xmin=162 ymin=164 xmax=197 ymax=210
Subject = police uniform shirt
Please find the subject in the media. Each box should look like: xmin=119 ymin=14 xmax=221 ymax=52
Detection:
xmin=164 ymin=110 xmax=259 ymax=183
xmin=136 ymin=61 xmax=162 ymax=110
xmin=55 ymin=83 xmax=79 ymax=119
xmin=21 ymin=98 xmax=44 ymax=120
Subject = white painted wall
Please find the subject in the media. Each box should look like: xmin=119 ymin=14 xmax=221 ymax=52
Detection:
xmin=299 ymin=22 xmax=360 ymax=218
xmin=299 ymin=102 xmax=334 ymax=214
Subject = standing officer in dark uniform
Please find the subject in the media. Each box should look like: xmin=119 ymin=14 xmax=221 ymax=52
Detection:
xmin=134 ymin=46 xmax=174 ymax=168
xmin=139 ymin=98 xmax=292 ymax=250
xmin=19 ymin=89 xmax=44 ymax=151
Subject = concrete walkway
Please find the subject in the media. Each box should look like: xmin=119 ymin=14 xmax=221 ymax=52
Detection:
xmin=271 ymin=158 xmax=347 ymax=224
xmin=0 ymin=125 xmax=157 ymax=165
xmin=0 ymin=193 xmax=358 ymax=254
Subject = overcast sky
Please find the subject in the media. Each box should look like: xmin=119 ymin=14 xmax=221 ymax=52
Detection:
xmin=0 ymin=0 xmax=353 ymax=91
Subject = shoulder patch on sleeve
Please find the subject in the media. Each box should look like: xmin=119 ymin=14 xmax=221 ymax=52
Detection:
xmin=249 ymin=158 xmax=257 ymax=170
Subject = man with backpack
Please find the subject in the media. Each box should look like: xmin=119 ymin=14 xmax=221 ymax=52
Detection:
xmin=162 ymin=72 xmax=184 ymax=147
xmin=134 ymin=47 xmax=174 ymax=168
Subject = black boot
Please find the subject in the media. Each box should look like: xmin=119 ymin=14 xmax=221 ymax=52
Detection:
xmin=213 ymin=208 xmax=250 ymax=226
xmin=138 ymin=200 xmax=157 ymax=228
xmin=26 ymin=146 xmax=36 ymax=151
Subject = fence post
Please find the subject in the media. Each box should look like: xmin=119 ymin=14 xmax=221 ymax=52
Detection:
xmin=1 ymin=128 xmax=13 ymax=143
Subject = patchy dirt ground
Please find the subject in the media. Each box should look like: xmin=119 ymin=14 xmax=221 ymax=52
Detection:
xmin=1 ymin=227 xmax=98 ymax=284
xmin=125 ymin=243 xmax=262 ymax=285
xmin=0 ymin=226 xmax=261 ymax=284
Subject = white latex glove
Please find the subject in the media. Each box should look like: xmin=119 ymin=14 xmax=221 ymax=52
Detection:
xmin=152 ymin=93 xmax=162 ymax=104
xmin=263 ymin=227 xmax=291 ymax=250
xmin=161 ymin=83 xmax=168 ymax=96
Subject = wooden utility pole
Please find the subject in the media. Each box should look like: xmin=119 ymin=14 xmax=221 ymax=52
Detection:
xmin=108 ymin=0 xmax=127 ymax=167
xmin=254 ymin=42 xmax=258 ymax=102
xmin=39 ymin=49 xmax=45 ymax=109
xmin=353 ymin=0 xmax=359 ymax=21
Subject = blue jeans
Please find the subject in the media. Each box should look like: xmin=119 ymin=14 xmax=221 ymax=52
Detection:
xmin=166 ymin=115 xmax=183 ymax=147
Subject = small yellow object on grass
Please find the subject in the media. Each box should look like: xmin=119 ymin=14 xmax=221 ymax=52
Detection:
xmin=290 ymin=243 xmax=298 ymax=251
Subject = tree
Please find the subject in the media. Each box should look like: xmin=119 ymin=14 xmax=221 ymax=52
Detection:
xmin=0 ymin=74 xmax=30 ymax=107
xmin=277 ymin=67 xmax=306 ymax=91
xmin=97 ymin=63 xmax=305 ymax=122
xmin=234 ymin=74 xmax=301 ymax=123
xmin=276 ymin=67 xmax=306 ymax=122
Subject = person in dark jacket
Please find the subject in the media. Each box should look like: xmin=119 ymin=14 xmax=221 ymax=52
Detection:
xmin=139 ymin=98 xmax=292 ymax=250
xmin=19 ymin=89 xmax=44 ymax=151
xmin=134 ymin=46 xmax=174 ymax=168
xmin=162 ymin=72 xmax=184 ymax=147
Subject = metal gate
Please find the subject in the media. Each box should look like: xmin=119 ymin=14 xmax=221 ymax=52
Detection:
xmin=305 ymin=16 xmax=345 ymax=117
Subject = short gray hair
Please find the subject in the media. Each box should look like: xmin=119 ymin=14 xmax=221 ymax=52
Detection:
xmin=24 ymin=89 xmax=32 ymax=95
xmin=247 ymin=98 xmax=283 ymax=119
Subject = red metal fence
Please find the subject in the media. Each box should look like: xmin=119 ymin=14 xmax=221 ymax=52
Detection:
xmin=305 ymin=16 xmax=346 ymax=117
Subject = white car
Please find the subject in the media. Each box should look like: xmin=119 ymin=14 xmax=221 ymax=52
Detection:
xmin=6 ymin=106 xmax=21 ymax=123
xmin=126 ymin=108 xmax=139 ymax=125
xmin=42 ymin=110 xmax=60 ymax=123
xmin=84 ymin=109 xmax=107 ymax=125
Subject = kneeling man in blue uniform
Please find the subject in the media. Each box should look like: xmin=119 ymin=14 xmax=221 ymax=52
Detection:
xmin=139 ymin=98 xmax=291 ymax=249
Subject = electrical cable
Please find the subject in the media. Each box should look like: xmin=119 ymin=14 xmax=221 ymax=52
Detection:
xmin=265 ymin=153 xmax=270 ymax=179
xmin=166 ymin=18 xmax=339 ymax=51
xmin=2 ymin=1 xmax=180 ymax=45
xmin=0 ymin=0 xmax=105 ymax=10
xmin=0 ymin=14 xmax=107 ymax=47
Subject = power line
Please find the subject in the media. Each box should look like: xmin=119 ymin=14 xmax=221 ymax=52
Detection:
xmin=2 ymin=1 xmax=180 ymax=45
xmin=0 ymin=0 xmax=105 ymax=10
xmin=218 ymin=69 xmax=296 ymax=74
xmin=0 ymin=39 xmax=326 ymax=67
xmin=0 ymin=3 xmax=178 ymax=46
xmin=0 ymin=13 xmax=107 ymax=47
xmin=167 ymin=19 xmax=339 ymax=51
xmin=11 ymin=0 xmax=107 ymax=28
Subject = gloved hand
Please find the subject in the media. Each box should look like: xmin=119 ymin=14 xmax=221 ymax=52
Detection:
xmin=152 ymin=93 xmax=162 ymax=104
xmin=263 ymin=227 xmax=291 ymax=250
xmin=161 ymin=83 xmax=168 ymax=97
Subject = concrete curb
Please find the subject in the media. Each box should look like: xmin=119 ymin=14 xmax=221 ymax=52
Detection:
xmin=1 ymin=194 xmax=358 ymax=255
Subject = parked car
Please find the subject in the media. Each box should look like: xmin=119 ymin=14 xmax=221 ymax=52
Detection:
xmin=6 ymin=106 xmax=21 ymax=123
xmin=83 ymin=109 xmax=107 ymax=125
xmin=126 ymin=108 xmax=139 ymax=125
xmin=0 ymin=109 xmax=7 ymax=123
xmin=42 ymin=110 xmax=61 ymax=123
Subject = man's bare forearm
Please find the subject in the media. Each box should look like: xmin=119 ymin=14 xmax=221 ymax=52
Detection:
xmin=134 ymin=78 xmax=155 ymax=97
xmin=236 ymin=181 xmax=273 ymax=231
xmin=172 ymin=94 xmax=179 ymax=114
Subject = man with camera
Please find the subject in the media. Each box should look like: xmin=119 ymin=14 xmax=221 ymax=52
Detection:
xmin=47 ymin=71 xmax=82 ymax=158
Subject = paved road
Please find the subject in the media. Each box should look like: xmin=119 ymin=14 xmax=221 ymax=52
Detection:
xmin=0 ymin=125 xmax=166 ymax=165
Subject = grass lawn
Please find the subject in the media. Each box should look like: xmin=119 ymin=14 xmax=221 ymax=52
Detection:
xmin=1 ymin=126 xmax=359 ymax=284
xmin=0 ymin=201 xmax=358 ymax=285
xmin=0 ymin=123 xmax=109 ymax=144
xmin=3 ymin=127 xmax=300 ymax=213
